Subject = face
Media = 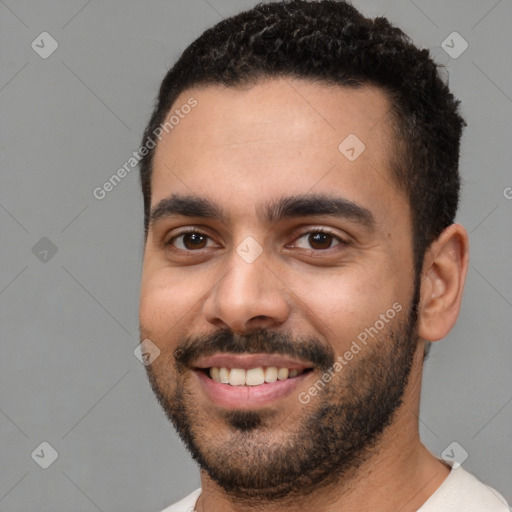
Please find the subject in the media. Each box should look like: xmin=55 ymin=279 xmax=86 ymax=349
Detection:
xmin=139 ymin=78 xmax=421 ymax=499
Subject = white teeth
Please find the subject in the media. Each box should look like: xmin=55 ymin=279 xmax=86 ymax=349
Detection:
xmin=245 ymin=367 xmax=265 ymax=386
xmin=229 ymin=368 xmax=246 ymax=386
xmin=277 ymin=368 xmax=289 ymax=381
xmin=207 ymin=366 xmax=305 ymax=385
xmin=264 ymin=366 xmax=278 ymax=383
xmin=210 ymin=367 xmax=220 ymax=382
xmin=219 ymin=367 xmax=230 ymax=384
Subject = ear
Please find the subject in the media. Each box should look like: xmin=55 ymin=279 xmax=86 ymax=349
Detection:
xmin=417 ymin=223 xmax=469 ymax=342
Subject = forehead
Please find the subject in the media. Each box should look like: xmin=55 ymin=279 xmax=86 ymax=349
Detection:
xmin=150 ymin=77 xmax=406 ymax=226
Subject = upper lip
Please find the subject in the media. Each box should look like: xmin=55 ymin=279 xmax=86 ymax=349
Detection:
xmin=193 ymin=353 xmax=313 ymax=370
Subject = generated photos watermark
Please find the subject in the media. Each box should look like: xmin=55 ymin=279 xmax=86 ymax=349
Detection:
xmin=298 ymin=301 xmax=403 ymax=404
xmin=93 ymin=97 xmax=198 ymax=200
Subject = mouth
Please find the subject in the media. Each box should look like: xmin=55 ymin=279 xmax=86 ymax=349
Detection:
xmin=192 ymin=353 xmax=314 ymax=409
xmin=197 ymin=365 xmax=312 ymax=385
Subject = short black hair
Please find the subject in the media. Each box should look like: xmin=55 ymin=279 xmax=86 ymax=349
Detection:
xmin=139 ymin=0 xmax=465 ymax=281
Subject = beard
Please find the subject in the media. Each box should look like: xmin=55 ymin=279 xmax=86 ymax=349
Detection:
xmin=142 ymin=277 xmax=421 ymax=503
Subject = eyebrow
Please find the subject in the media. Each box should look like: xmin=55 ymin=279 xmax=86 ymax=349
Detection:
xmin=150 ymin=194 xmax=228 ymax=227
xmin=149 ymin=193 xmax=376 ymax=231
xmin=261 ymin=194 xmax=375 ymax=229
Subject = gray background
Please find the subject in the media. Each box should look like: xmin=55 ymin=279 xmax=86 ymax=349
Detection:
xmin=1 ymin=0 xmax=511 ymax=510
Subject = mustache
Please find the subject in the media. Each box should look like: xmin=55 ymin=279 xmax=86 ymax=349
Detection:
xmin=174 ymin=328 xmax=335 ymax=372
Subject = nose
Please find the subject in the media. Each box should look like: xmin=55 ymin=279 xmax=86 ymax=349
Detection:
xmin=202 ymin=248 xmax=291 ymax=334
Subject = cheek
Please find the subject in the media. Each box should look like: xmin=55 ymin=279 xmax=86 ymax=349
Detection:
xmin=139 ymin=268 xmax=206 ymax=338
xmin=285 ymin=264 xmax=404 ymax=347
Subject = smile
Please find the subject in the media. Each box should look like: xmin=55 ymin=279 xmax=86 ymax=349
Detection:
xmin=207 ymin=366 xmax=310 ymax=386
xmin=192 ymin=353 xmax=314 ymax=408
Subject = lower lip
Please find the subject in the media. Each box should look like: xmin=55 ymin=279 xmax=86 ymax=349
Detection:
xmin=194 ymin=370 xmax=310 ymax=409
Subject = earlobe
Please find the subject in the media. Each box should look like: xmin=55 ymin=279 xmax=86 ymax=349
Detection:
xmin=417 ymin=224 xmax=469 ymax=342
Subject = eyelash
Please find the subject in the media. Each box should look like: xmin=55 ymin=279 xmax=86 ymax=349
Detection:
xmin=165 ymin=227 xmax=347 ymax=252
xmin=165 ymin=228 xmax=216 ymax=251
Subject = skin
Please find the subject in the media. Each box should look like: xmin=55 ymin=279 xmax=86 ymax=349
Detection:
xmin=139 ymin=77 xmax=469 ymax=512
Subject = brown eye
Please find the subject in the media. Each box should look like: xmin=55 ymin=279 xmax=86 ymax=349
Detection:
xmin=292 ymin=230 xmax=344 ymax=251
xmin=182 ymin=233 xmax=207 ymax=249
xmin=167 ymin=232 xmax=212 ymax=250
xmin=308 ymin=232 xmax=334 ymax=250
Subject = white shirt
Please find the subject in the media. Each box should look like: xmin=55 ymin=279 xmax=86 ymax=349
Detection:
xmin=160 ymin=464 xmax=510 ymax=511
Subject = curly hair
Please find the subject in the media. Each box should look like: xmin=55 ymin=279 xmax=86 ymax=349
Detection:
xmin=139 ymin=0 xmax=466 ymax=281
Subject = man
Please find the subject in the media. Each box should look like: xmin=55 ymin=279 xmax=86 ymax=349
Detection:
xmin=137 ymin=1 xmax=510 ymax=510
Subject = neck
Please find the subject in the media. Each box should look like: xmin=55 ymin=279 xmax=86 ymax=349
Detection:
xmin=195 ymin=346 xmax=451 ymax=512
